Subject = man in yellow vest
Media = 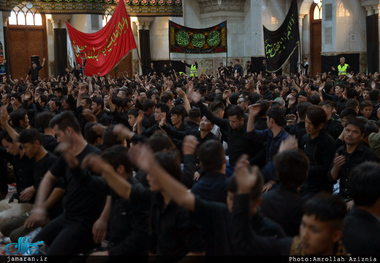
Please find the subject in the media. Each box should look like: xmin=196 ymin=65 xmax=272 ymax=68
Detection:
xmin=332 ymin=57 xmax=350 ymax=76
xmin=181 ymin=59 xmax=198 ymax=78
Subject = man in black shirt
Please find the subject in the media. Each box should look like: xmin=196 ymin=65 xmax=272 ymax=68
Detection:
xmin=342 ymin=162 xmax=380 ymax=256
xmin=231 ymin=158 xmax=348 ymax=256
xmin=30 ymin=111 xmax=108 ymax=256
xmin=83 ymin=147 xmax=205 ymax=261
xmin=88 ymin=145 xmax=150 ymax=258
xmin=0 ymin=129 xmax=64 ymax=242
xmin=233 ymin=59 xmax=243 ymax=78
xmin=328 ymin=118 xmax=378 ymax=211
xmin=300 ymin=105 xmax=335 ymax=199
xmin=188 ymin=90 xmax=262 ymax=175
xmin=91 ymin=97 xmax=111 ymax=126
xmin=0 ymin=107 xmax=35 ymax=222
xmin=260 ymin=149 xmax=308 ymax=237
xmin=26 ymin=58 xmax=45 ymax=84
xmin=119 ymin=138 xmax=285 ymax=256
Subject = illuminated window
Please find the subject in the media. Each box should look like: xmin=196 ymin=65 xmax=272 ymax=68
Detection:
xmin=313 ymin=2 xmax=322 ymax=20
xmin=102 ymin=8 xmax=114 ymax=27
xmin=8 ymin=4 xmax=43 ymax=26
xmin=8 ymin=11 xmax=17 ymax=25
xmin=271 ymin=16 xmax=278 ymax=25
xmin=338 ymin=2 xmax=350 ymax=17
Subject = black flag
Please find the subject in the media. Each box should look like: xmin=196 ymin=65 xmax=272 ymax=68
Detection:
xmin=263 ymin=0 xmax=300 ymax=72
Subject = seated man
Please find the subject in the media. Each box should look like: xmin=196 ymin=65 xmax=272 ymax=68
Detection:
xmin=342 ymin=162 xmax=380 ymax=256
xmin=0 ymin=129 xmax=64 ymax=243
xmin=106 ymin=136 xmax=285 ymax=256
xmin=231 ymin=155 xmax=348 ymax=256
xmin=30 ymin=111 xmax=108 ymax=256
xmin=89 ymin=145 xmax=150 ymax=257
xmin=260 ymin=149 xmax=308 ymax=237
xmin=83 ymin=145 xmax=205 ymax=260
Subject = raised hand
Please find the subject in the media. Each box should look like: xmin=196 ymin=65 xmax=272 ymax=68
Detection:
xmin=113 ymin=124 xmax=134 ymax=141
xmin=128 ymin=143 xmax=155 ymax=173
xmin=82 ymin=109 xmax=97 ymax=123
xmin=187 ymin=89 xmax=202 ymax=104
xmin=55 ymin=141 xmax=78 ymax=169
xmin=248 ymin=103 xmax=261 ymax=117
xmin=279 ymin=135 xmax=298 ymax=153
xmin=234 ymin=154 xmax=259 ymax=194
xmin=79 ymin=83 xmax=87 ymax=95
xmin=159 ymin=112 xmax=167 ymax=127
xmin=0 ymin=106 xmax=9 ymax=126
xmin=82 ymin=153 xmax=113 ymax=175
xmin=182 ymin=135 xmax=199 ymax=156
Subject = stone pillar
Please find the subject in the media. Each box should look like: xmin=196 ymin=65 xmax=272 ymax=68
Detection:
xmin=298 ymin=14 xmax=306 ymax=72
xmin=362 ymin=2 xmax=380 ymax=73
xmin=135 ymin=18 xmax=153 ymax=75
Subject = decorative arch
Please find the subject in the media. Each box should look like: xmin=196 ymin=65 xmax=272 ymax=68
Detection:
xmin=8 ymin=3 xmax=43 ymax=26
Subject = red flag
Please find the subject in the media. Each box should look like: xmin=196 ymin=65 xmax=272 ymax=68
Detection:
xmin=66 ymin=0 xmax=136 ymax=76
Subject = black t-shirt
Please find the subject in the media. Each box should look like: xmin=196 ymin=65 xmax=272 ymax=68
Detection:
xmin=28 ymin=66 xmax=42 ymax=81
xmin=41 ymin=135 xmax=58 ymax=155
xmin=33 ymin=152 xmax=58 ymax=191
xmin=130 ymin=185 xmax=204 ymax=260
xmin=34 ymin=152 xmax=65 ymax=219
xmin=11 ymin=154 xmax=35 ymax=196
xmin=49 ymin=144 xmax=107 ymax=221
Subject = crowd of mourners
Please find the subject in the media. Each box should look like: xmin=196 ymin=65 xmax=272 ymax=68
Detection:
xmin=0 ymin=59 xmax=380 ymax=262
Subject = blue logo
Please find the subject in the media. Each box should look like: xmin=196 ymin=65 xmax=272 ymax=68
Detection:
xmin=5 ymin=237 xmax=44 ymax=255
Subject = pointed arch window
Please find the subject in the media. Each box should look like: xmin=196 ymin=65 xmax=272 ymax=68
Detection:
xmin=313 ymin=2 xmax=322 ymax=20
xmin=8 ymin=4 xmax=43 ymax=26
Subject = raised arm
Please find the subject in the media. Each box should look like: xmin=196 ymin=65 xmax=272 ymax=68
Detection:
xmin=188 ymin=89 xmax=229 ymax=130
xmin=82 ymin=154 xmax=132 ymax=200
xmin=247 ymin=103 xmax=261 ymax=133
xmin=0 ymin=106 xmax=19 ymax=142
xmin=129 ymin=140 xmax=196 ymax=212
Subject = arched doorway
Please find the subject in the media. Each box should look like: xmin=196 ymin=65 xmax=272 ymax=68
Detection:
xmin=310 ymin=2 xmax=322 ymax=76
xmin=7 ymin=4 xmax=48 ymax=81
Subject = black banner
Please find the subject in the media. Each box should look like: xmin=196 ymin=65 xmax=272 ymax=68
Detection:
xmin=169 ymin=21 xmax=227 ymax=54
xmin=263 ymin=0 xmax=299 ymax=72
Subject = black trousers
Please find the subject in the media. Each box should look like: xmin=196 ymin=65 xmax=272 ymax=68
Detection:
xmin=33 ymin=213 xmax=98 ymax=256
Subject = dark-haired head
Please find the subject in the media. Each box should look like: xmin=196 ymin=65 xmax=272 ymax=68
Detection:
xmin=349 ymin=162 xmax=380 ymax=207
xmin=147 ymin=130 xmax=175 ymax=153
xmin=274 ymin=149 xmax=309 ymax=189
xmin=49 ymin=111 xmax=81 ymax=137
xmin=147 ymin=151 xmax=182 ymax=192
xmin=18 ymin=129 xmax=44 ymax=159
xmin=197 ymin=140 xmax=226 ymax=173
xmin=266 ymin=107 xmax=285 ymax=127
xmin=103 ymin=125 xmax=126 ymax=149
xmin=101 ymin=145 xmax=132 ymax=176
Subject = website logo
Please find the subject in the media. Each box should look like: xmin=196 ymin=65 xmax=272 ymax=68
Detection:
xmin=5 ymin=237 xmax=44 ymax=255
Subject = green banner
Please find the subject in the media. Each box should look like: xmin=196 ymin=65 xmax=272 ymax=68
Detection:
xmin=169 ymin=20 xmax=227 ymax=54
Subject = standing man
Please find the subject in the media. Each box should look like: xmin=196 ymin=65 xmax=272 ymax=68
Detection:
xmin=331 ymin=57 xmax=350 ymax=76
xmin=234 ymin=59 xmax=243 ymax=79
xmin=182 ymin=59 xmax=198 ymax=78
xmin=26 ymin=57 xmax=45 ymax=84
xmin=299 ymin=57 xmax=309 ymax=76
xmin=218 ymin=62 xmax=227 ymax=81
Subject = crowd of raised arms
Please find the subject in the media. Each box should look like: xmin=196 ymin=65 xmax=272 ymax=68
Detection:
xmin=0 ymin=58 xmax=379 ymax=261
